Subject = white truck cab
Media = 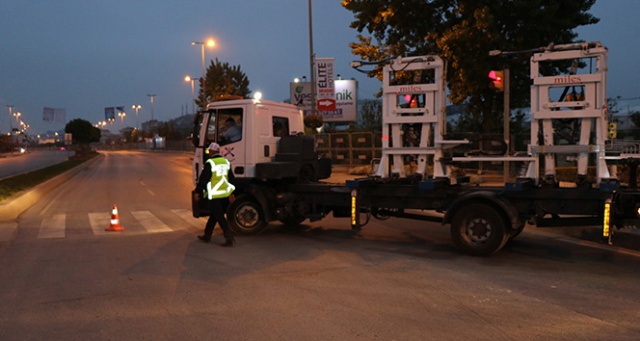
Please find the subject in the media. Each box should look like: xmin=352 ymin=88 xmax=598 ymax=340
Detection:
xmin=192 ymin=98 xmax=305 ymax=186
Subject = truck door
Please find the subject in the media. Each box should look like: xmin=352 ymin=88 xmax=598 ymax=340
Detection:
xmin=203 ymin=107 xmax=246 ymax=177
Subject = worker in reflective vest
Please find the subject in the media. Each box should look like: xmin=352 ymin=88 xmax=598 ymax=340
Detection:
xmin=194 ymin=142 xmax=236 ymax=247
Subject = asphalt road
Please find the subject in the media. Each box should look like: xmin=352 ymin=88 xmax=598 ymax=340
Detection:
xmin=0 ymin=151 xmax=639 ymax=340
xmin=0 ymin=148 xmax=72 ymax=180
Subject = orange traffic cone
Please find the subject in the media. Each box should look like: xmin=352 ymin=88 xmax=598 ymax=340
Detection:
xmin=105 ymin=204 xmax=125 ymax=232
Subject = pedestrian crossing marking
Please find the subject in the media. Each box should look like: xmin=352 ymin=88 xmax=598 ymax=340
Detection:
xmin=171 ymin=209 xmax=202 ymax=229
xmin=16 ymin=209 xmax=199 ymax=241
xmin=131 ymin=210 xmax=172 ymax=233
xmin=88 ymin=212 xmax=110 ymax=235
xmin=37 ymin=214 xmax=65 ymax=239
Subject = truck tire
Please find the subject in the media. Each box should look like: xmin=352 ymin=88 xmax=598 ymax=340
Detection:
xmin=450 ymin=203 xmax=509 ymax=256
xmin=508 ymin=222 xmax=525 ymax=241
xmin=227 ymin=196 xmax=268 ymax=235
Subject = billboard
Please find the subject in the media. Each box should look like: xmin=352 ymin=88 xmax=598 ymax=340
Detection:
xmin=289 ymin=79 xmax=357 ymax=122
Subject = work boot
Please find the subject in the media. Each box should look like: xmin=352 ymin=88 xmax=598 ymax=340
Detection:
xmin=197 ymin=235 xmax=211 ymax=243
xmin=221 ymin=239 xmax=235 ymax=247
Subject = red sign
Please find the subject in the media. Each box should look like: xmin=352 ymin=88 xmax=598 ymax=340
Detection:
xmin=317 ymin=98 xmax=336 ymax=111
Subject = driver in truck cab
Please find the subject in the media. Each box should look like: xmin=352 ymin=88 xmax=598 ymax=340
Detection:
xmin=220 ymin=117 xmax=241 ymax=143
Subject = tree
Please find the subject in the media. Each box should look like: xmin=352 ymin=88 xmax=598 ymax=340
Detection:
xmin=65 ymin=118 xmax=100 ymax=145
xmin=65 ymin=118 xmax=100 ymax=155
xmin=197 ymin=58 xmax=251 ymax=107
xmin=342 ymin=0 xmax=599 ymax=133
xmin=359 ymin=99 xmax=382 ymax=133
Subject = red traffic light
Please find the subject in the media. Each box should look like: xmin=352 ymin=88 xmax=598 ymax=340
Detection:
xmin=488 ymin=70 xmax=504 ymax=92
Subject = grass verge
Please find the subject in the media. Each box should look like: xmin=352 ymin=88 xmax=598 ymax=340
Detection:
xmin=0 ymin=152 xmax=98 ymax=202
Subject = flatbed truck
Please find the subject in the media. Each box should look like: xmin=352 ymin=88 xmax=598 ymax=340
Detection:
xmin=192 ymin=42 xmax=640 ymax=256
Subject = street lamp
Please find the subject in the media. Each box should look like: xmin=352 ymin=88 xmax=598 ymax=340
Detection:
xmin=191 ymin=39 xmax=215 ymax=80
xmin=132 ymin=104 xmax=141 ymax=131
xmin=184 ymin=75 xmax=200 ymax=115
xmin=191 ymin=39 xmax=215 ymax=104
xmin=147 ymin=94 xmax=156 ymax=120
xmin=118 ymin=111 xmax=126 ymax=123
xmin=14 ymin=112 xmax=22 ymax=126
xmin=6 ymin=105 xmax=14 ymax=130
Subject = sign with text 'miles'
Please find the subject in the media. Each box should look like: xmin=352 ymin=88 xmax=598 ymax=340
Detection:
xmin=315 ymin=57 xmax=336 ymax=111
xmin=289 ymin=79 xmax=357 ymax=122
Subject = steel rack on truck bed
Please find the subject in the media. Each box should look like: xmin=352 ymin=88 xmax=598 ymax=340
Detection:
xmin=346 ymin=43 xmax=640 ymax=256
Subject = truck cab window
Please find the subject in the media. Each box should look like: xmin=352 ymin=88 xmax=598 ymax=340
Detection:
xmin=205 ymin=112 xmax=217 ymax=144
xmin=217 ymin=108 xmax=243 ymax=146
xmin=272 ymin=116 xmax=289 ymax=137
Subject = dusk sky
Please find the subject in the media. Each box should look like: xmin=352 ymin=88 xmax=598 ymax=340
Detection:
xmin=1 ymin=1 xmax=638 ymax=135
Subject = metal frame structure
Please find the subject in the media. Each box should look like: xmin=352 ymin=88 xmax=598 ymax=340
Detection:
xmin=526 ymin=42 xmax=610 ymax=184
xmin=377 ymin=56 xmax=449 ymax=178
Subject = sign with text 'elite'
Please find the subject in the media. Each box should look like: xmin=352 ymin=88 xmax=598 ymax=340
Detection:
xmin=315 ymin=57 xmax=335 ymax=111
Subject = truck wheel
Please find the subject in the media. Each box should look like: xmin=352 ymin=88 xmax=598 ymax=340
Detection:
xmin=450 ymin=203 xmax=509 ymax=256
xmin=227 ymin=196 xmax=267 ymax=235
xmin=508 ymin=222 xmax=525 ymax=241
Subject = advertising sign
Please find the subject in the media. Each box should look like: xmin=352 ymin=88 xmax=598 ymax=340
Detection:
xmin=315 ymin=57 xmax=336 ymax=111
xmin=289 ymin=79 xmax=357 ymax=122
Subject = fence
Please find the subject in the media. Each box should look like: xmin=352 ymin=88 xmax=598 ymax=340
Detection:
xmin=316 ymin=132 xmax=382 ymax=166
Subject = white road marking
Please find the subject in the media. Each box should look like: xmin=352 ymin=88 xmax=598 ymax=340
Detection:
xmin=38 ymin=214 xmax=65 ymax=239
xmin=89 ymin=212 xmax=110 ymax=235
xmin=171 ymin=209 xmax=202 ymax=229
xmin=131 ymin=210 xmax=172 ymax=233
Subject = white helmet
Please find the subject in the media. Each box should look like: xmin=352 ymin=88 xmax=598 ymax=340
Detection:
xmin=207 ymin=142 xmax=220 ymax=152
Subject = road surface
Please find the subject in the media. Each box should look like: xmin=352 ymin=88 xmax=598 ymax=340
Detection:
xmin=0 ymin=148 xmax=72 ymax=180
xmin=0 ymin=151 xmax=638 ymax=340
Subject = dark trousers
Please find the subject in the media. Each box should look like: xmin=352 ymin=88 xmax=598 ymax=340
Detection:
xmin=204 ymin=198 xmax=234 ymax=242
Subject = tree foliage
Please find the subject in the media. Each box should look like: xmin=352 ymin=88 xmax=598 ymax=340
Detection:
xmin=342 ymin=0 xmax=599 ymax=132
xmin=65 ymin=118 xmax=100 ymax=145
xmin=197 ymin=58 xmax=251 ymax=107
xmin=359 ymin=99 xmax=382 ymax=133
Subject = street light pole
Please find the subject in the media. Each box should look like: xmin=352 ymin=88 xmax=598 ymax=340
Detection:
xmin=191 ymin=39 xmax=215 ymax=80
xmin=184 ymin=76 xmax=200 ymax=115
xmin=132 ymin=104 xmax=141 ymax=131
xmin=308 ymin=0 xmax=316 ymax=114
xmin=6 ymin=105 xmax=14 ymax=131
xmin=191 ymin=39 xmax=215 ymax=104
xmin=147 ymin=94 xmax=156 ymax=120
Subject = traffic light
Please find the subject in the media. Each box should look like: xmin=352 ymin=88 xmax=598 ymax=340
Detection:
xmin=488 ymin=70 xmax=504 ymax=92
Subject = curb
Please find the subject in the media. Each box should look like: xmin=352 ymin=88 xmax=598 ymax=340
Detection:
xmin=0 ymin=154 xmax=104 ymax=222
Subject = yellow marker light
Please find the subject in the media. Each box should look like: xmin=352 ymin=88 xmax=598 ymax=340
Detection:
xmin=350 ymin=190 xmax=357 ymax=227
xmin=602 ymin=201 xmax=611 ymax=238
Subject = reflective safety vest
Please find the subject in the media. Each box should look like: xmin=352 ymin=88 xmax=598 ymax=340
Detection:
xmin=205 ymin=156 xmax=236 ymax=199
